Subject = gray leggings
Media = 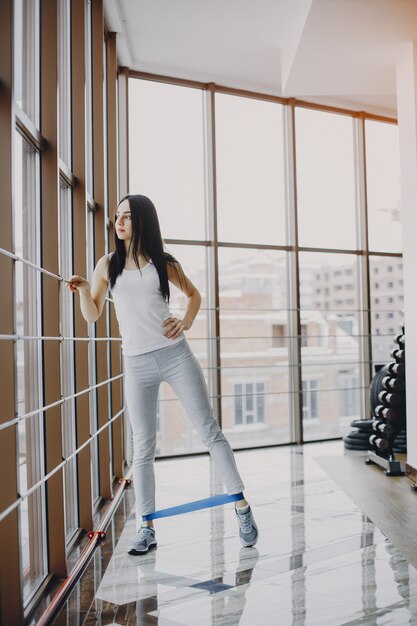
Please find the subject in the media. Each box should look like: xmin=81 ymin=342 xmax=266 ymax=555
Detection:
xmin=123 ymin=337 xmax=245 ymax=523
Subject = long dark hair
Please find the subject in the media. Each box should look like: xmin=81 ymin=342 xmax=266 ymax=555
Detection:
xmin=108 ymin=194 xmax=184 ymax=302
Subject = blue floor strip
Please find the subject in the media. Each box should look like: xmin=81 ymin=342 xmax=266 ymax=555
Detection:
xmin=142 ymin=492 xmax=245 ymax=521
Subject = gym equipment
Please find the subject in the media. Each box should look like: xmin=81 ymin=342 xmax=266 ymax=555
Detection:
xmin=377 ymin=390 xmax=402 ymax=406
xmin=395 ymin=334 xmax=405 ymax=347
xmin=371 ymin=420 xmax=393 ymax=436
xmin=386 ymin=362 xmax=405 ymax=377
xmin=381 ymin=375 xmax=405 ymax=392
xmin=345 ymin=325 xmax=406 ymax=476
xmin=373 ymin=405 xmax=400 ymax=420
xmin=367 ymin=326 xmax=406 ymax=476
xmin=390 ymin=348 xmax=404 ymax=361
xmin=369 ymin=434 xmax=389 ymax=453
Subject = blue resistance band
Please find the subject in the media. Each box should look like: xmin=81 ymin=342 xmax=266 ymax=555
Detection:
xmin=142 ymin=492 xmax=245 ymax=522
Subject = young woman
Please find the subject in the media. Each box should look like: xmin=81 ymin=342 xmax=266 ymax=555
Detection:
xmin=66 ymin=194 xmax=258 ymax=555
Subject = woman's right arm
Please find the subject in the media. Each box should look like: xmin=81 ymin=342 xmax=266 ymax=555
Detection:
xmin=66 ymin=255 xmax=109 ymax=323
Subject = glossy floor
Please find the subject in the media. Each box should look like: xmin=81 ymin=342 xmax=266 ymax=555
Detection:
xmin=49 ymin=441 xmax=417 ymax=625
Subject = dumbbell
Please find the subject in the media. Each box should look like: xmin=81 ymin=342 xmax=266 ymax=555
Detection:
xmin=381 ymin=375 xmax=405 ymax=392
xmin=369 ymin=434 xmax=390 ymax=453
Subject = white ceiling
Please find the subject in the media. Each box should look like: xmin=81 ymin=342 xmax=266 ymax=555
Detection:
xmin=104 ymin=0 xmax=417 ymax=117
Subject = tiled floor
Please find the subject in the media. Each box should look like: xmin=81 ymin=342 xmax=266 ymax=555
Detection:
xmin=47 ymin=441 xmax=417 ymax=625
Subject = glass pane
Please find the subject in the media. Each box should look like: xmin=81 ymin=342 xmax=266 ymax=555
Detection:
xmin=256 ymin=390 xmax=264 ymax=422
xmin=246 ymin=385 xmax=253 ymax=412
xmin=215 ymin=93 xmax=286 ymax=245
xmin=20 ymin=491 xmax=46 ymax=600
xmin=86 ymin=210 xmax=99 ymax=504
xmin=85 ymin=0 xmax=93 ymax=195
xmin=299 ymin=252 xmax=361 ymax=440
xmin=219 ymin=247 xmax=291 ymax=447
xmin=295 ymin=108 xmax=356 ymax=249
xmin=103 ymin=36 xmax=109 ymax=236
xmin=58 ymin=0 xmax=72 ymax=166
xmin=128 ymin=79 xmax=206 ymax=240
xmin=235 ymin=386 xmax=243 ymax=425
xmin=14 ymin=131 xmax=47 ymax=599
xmin=58 ymin=182 xmax=78 ymax=541
xmin=156 ymin=245 xmax=209 ymax=455
xmin=365 ymin=121 xmax=401 ymax=252
xmin=369 ymin=256 xmax=404 ymax=368
xmin=14 ymin=0 xmax=40 ymax=128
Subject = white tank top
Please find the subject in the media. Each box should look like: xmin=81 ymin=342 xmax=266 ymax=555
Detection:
xmin=109 ymin=257 xmax=185 ymax=356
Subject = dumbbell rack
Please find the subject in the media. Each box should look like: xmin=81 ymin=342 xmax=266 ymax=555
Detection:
xmin=365 ymin=329 xmax=406 ymax=476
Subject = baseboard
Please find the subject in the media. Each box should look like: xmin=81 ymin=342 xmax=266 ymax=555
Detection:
xmin=406 ymin=462 xmax=417 ymax=484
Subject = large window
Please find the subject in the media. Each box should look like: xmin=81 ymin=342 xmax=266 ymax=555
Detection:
xmin=127 ymin=77 xmax=402 ymax=454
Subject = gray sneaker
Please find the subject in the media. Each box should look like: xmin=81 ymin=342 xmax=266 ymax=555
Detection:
xmin=235 ymin=505 xmax=259 ymax=547
xmin=127 ymin=525 xmax=157 ymax=555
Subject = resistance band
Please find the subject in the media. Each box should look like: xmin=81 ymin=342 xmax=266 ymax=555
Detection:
xmin=142 ymin=492 xmax=244 ymax=522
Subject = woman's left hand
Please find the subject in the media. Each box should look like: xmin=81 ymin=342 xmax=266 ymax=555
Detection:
xmin=162 ymin=316 xmax=190 ymax=339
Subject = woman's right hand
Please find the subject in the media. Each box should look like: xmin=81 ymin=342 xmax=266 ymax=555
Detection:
xmin=65 ymin=275 xmax=90 ymax=293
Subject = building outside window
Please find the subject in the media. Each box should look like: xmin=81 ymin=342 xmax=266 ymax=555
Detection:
xmin=234 ymin=383 xmax=265 ymax=426
xmin=302 ymin=379 xmax=319 ymax=421
xmin=300 ymin=324 xmax=308 ymax=347
xmin=128 ymin=77 xmax=402 ymax=447
xmin=272 ymin=323 xmax=286 ymax=348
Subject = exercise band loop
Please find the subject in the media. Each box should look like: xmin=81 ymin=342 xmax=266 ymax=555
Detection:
xmin=142 ymin=492 xmax=244 ymax=522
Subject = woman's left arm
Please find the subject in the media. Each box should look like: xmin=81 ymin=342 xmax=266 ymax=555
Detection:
xmin=163 ymin=261 xmax=202 ymax=339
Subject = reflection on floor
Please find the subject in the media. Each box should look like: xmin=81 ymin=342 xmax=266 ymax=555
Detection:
xmin=50 ymin=441 xmax=417 ymax=625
